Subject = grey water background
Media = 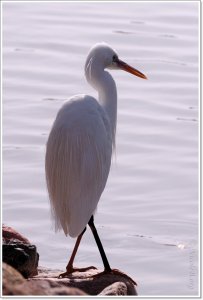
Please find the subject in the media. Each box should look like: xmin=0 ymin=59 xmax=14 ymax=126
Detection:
xmin=2 ymin=1 xmax=199 ymax=296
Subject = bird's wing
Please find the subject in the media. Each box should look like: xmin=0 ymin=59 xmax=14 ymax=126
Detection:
xmin=45 ymin=95 xmax=112 ymax=237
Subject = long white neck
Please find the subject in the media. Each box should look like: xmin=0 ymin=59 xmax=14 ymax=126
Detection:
xmin=85 ymin=59 xmax=117 ymax=147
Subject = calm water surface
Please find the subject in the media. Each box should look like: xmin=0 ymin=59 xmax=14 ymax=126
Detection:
xmin=2 ymin=1 xmax=199 ymax=296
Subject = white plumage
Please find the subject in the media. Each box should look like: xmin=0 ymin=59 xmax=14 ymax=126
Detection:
xmin=45 ymin=42 xmax=147 ymax=240
xmin=45 ymin=94 xmax=112 ymax=237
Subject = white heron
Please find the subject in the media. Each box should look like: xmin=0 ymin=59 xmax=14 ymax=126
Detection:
xmin=45 ymin=42 xmax=147 ymax=284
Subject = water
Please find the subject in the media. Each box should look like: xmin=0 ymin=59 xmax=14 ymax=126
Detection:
xmin=2 ymin=1 xmax=199 ymax=296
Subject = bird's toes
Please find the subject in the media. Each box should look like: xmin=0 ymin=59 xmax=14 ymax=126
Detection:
xmin=110 ymin=268 xmax=137 ymax=285
xmin=87 ymin=266 xmax=97 ymax=270
xmin=58 ymin=271 xmax=68 ymax=279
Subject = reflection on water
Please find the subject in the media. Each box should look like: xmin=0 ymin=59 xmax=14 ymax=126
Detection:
xmin=3 ymin=1 xmax=199 ymax=296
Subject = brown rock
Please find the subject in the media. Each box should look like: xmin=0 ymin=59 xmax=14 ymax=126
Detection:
xmin=3 ymin=263 xmax=86 ymax=296
xmin=3 ymin=262 xmax=25 ymax=295
xmin=2 ymin=225 xmax=39 ymax=278
xmin=2 ymin=226 xmax=138 ymax=296
xmin=32 ymin=267 xmax=137 ymax=295
xmin=99 ymin=281 xmax=127 ymax=295
xmin=2 ymin=225 xmax=30 ymax=244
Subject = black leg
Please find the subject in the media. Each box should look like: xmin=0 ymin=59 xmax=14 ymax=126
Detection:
xmin=88 ymin=215 xmax=137 ymax=285
xmin=88 ymin=215 xmax=111 ymax=271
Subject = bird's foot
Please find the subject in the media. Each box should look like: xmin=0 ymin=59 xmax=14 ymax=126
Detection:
xmin=58 ymin=266 xmax=97 ymax=278
xmin=91 ymin=268 xmax=137 ymax=286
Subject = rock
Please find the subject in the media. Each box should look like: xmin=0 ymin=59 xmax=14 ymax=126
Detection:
xmin=31 ymin=267 xmax=137 ymax=295
xmin=2 ymin=225 xmax=39 ymax=278
xmin=3 ymin=263 xmax=137 ymax=295
xmin=3 ymin=263 xmax=87 ymax=296
xmin=2 ymin=226 xmax=137 ymax=296
xmin=3 ymin=242 xmax=39 ymax=278
xmin=3 ymin=262 xmax=25 ymax=295
xmin=99 ymin=281 xmax=127 ymax=295
xmin=3 ymin=225 xmax=30 ymax=244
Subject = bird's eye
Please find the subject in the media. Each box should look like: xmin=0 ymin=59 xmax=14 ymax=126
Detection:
xmin=112 ymin=55 xmax=118 ymax=62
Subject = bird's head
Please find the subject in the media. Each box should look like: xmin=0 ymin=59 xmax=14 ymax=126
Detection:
xmin=85 ymin=42 xmax=147 ymax=80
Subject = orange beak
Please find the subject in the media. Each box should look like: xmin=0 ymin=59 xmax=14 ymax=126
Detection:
xmin=116 ymin=58 xmax=147 ymax=80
